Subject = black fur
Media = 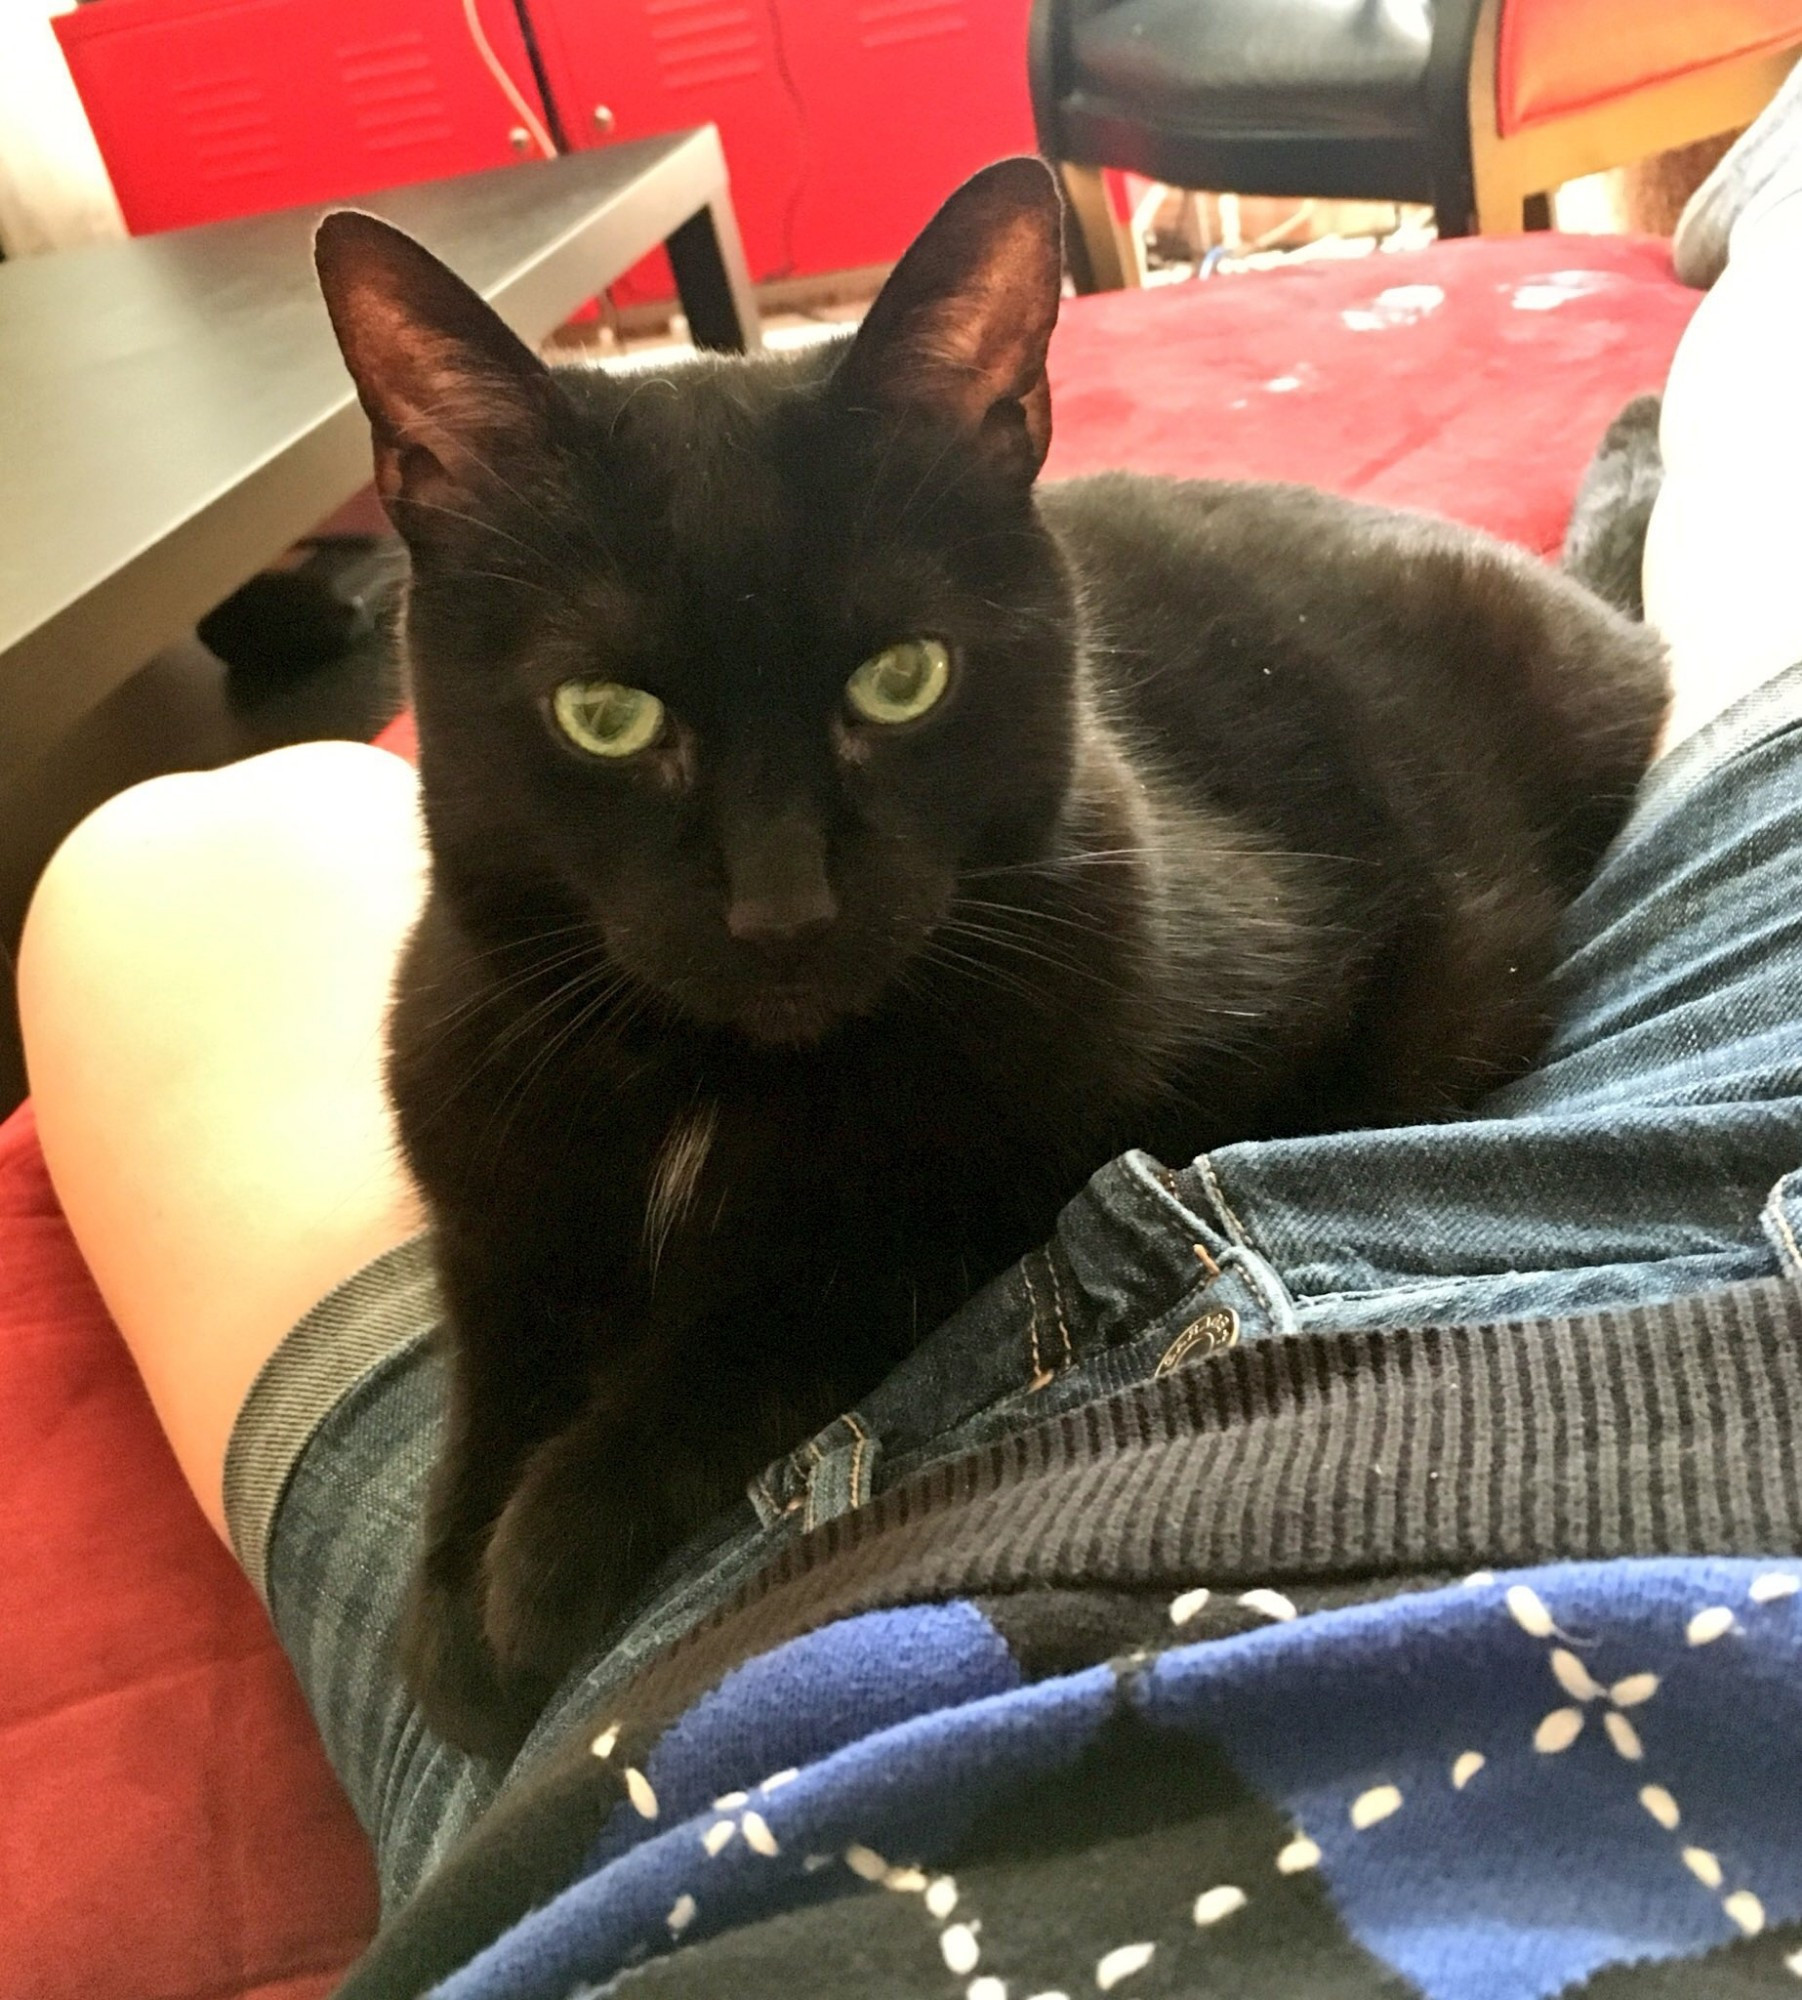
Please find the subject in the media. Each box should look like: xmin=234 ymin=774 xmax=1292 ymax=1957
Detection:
xmin=1562 ymin=392 xmax=1664 ymax=619
xmin=315 ymin=160 xmax=1668 ymax=1757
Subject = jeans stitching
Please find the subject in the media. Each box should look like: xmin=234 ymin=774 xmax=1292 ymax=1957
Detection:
xmin=844 ymin=1413 xmax=870 ymax=1507
xmin=1765 ymin=1178 xmax=1802 ymax=1280
xmin=1225 ymin=1246 xmax=1292 ymax=1329
xmin=1021 ymin=1258 xmax=1053 ymax=1390
xmin=1194 ymin=1155 xmax=1253 ymax=1247
xmin=1044 ymin=1250 xmax=1075 ymax=1371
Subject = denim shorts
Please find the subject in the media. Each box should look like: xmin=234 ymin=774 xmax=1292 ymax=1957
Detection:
xmin=223 ymin=662 xmax=1802 ymax=1920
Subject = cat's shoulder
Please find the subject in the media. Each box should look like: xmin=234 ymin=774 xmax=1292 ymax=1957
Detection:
xmin=1039 ymin=469 xmax=1499 ymax=570
xmin=1035 ymin=470 xmax=1640 ymax=647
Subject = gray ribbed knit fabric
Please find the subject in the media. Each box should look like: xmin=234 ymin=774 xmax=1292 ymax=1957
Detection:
xmin=615 ymin=1276 xmax=1802 ymax=1728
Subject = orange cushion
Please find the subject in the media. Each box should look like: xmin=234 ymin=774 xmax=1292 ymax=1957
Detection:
xmin=1498 ymin=0 xmax=1802 ymax=135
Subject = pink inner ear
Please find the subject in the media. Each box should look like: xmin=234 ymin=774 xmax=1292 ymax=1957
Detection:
xmin=840 ymin=174 xmax=1063 ymax=475
xmin=912 ymin=213 xmax=1059 ymax=418
xmin=346 ymin=316 xmax=548 ymax=516
xmin=342 ymin=298 xmax=481 ymax=449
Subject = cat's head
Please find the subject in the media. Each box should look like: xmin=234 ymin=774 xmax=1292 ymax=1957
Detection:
xmin=316 ymin=159 xmax=1075 ymax=1046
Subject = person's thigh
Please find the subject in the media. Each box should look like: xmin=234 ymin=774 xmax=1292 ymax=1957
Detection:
xmin=18 ymin=740 xmax=428 ymax=1538
xmin=1648 ymin=186 xmax=1802 ymax=751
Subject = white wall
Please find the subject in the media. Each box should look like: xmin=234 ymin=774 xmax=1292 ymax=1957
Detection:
xmin=0 ymin=0 xmax=125 ymax=256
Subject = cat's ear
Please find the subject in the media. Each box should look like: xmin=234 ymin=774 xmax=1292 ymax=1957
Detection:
xmin=314 ymin=211 xmax=559 ymax=522
xmin=835 ymin=156 xmax=1064 ymax=481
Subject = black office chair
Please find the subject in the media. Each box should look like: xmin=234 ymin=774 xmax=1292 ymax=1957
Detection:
xmin=1029 ymin=0 xmax=1801 ymax=290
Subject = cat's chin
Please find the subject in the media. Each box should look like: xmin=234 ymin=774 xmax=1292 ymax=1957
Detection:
xmin=729 ymin=985 xmax=848 ymax=1049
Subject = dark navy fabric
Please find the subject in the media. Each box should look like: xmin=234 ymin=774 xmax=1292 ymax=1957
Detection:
xmin=430 ymin=1559 xmax=1802 ymax=1999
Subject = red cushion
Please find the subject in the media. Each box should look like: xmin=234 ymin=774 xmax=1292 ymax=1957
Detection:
xmin=1045 ymin=232 xmax=1696 ymax=557
xmin=0 ymin=231 xmax=1697 ymax=2000
xmin=1497 ymin=0 xmax=1802 ymax=137
xmin=374 ymin=710 xmax=416 ymax=761
xmin=0 ymin=1104 xmax=380 ymax=2000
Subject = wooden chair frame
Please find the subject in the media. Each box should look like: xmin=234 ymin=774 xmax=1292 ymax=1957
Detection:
xmin=1034 ymin=0 xmax=1802 ymax=288
xmin=1468 ymin=0 xmax=1802 ymax=231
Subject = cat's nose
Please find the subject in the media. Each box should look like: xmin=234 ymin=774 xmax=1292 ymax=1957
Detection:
xmin=720 ymin=807 xmax=837 ymax=945
xmin=726 ymin=884 xmax=838 ymax=945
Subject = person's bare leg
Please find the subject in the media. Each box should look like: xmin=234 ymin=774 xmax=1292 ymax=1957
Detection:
xmin=1647 ymin=187 xmax=1802 ymax=753
xmin=18 ymin=741 xmax=427 ymax=1539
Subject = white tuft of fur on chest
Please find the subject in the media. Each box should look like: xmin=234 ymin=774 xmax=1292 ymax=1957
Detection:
xmin=644 ymin=1099 xmax=719 ymax=1268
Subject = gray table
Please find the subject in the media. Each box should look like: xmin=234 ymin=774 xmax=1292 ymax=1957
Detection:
xmin=0 ymin=126 xmax=759 ymax=786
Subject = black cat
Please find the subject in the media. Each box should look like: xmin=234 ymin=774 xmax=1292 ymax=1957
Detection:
xmin=315 ymin=158 xmax=1668 ymax=1757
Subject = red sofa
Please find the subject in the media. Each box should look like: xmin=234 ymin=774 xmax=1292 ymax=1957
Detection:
xmin=0 ymin=230 xmax=1699 ymax=2000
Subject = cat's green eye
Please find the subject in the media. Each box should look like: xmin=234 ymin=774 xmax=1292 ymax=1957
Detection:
xmin=552 ymin=679 xmax=666 ymax=759
xmin=845 ymin=639 xmax=951 ymax=726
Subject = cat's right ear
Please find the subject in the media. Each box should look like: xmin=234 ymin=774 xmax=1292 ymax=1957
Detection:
xmin=834 ymin=157 xmax=1065 ymax=483
xmin=314 ymin=211 xmax=559 ymax=524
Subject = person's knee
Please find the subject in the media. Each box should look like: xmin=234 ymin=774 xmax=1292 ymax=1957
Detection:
xmin=20 ymin=743 xmax=423 ymax=1033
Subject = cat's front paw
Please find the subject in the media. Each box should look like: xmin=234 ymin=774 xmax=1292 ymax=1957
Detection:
xmin=398 ymin=1557 xmax=547 ymax=1762
xmin=478 ymin=1428 xmax=662 ymax=1700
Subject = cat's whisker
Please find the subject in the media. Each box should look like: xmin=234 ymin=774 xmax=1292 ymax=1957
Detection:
xmin=606 ymin=371 xmax=683 ymax=445
xmin=914 ymin=936 xmax=1083 ymax=1015
xmin=408 ymin=935 xmax=612 ymax=1048
xmin=932 ymin=919 xmax=1129 ymax=994
xmin=454 ymin=569 xmax=565 ymax=602
xmin=418 ymin=969 xmax=626 ymax=1139
xmin=889 ymin=429 xmax=975 ymax=538
xmin=948 ymin=896 xmax=1124 ymax=942
xmin=478 ymin=968 xmax=639 ymax=1158
xmin=394 ymin=496 xmax=562 ymax=570
xmin=955 ymin=847 xmax=1158 ymax=883
xmin=847 ymin=422 xmax=911 ymax=565
xmin=480 ymin=963 xmax=622 ymax=1061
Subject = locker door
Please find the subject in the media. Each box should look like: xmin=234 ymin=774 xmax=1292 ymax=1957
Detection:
xmin=56 ymin=0 xmax=550 ymax=236
xmin=526 ymin=0 xmax=806 ymax=298
xmin=774 ymin=0 xmax=1036 ymax=277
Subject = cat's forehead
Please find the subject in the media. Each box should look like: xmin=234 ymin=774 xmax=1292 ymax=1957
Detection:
xmin=550 ymin=354 xmax=951 ymax=664
xmin=564 ymin=361 xmax=812 ymax=585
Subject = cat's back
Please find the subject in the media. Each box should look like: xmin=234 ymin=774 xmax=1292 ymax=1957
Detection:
xmin=1038 ymin=471 xmax=1668 ymax=896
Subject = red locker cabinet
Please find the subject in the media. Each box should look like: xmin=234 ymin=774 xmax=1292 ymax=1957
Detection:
xmin=526 ymin=0 xmax=1037 ymax=296
xmin=525 ymin=0 xmax=805 ymax=293
xmin=774 ymin=0 xmax=1038 ymax=277
xmin=55 ymin=0 xmax=551 ymax=237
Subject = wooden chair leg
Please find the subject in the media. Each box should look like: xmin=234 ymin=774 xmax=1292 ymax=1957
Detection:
xmin=1057 ymin=162 xmax=1135 ymax=293
xmin=1472 ymin=162 xmax=1527 ymax=233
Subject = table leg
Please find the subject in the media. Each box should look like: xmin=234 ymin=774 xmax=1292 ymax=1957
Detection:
xmin=666 ymin=190 xmax=762 ymax=353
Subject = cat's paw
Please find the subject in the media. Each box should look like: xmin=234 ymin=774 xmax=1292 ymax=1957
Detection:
xmin=397 ymin=1560 xmax=545 ymax=1762
xmin=478 ymin=1434 xmax=656 ymax=1698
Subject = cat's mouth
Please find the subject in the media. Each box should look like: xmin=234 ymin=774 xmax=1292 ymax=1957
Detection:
xmin=730 ymin=981 xmax=846 ymax=1048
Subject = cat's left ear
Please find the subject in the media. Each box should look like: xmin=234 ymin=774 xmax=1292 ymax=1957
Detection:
xmin=314 ymin=210 xmax=560 ymax=523
xmin=835 ymin=157 xmax=1064 ymax=482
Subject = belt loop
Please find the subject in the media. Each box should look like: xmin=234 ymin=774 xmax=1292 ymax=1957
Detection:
xmin=747 ymin=1411 xmax=881 ymax=1532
